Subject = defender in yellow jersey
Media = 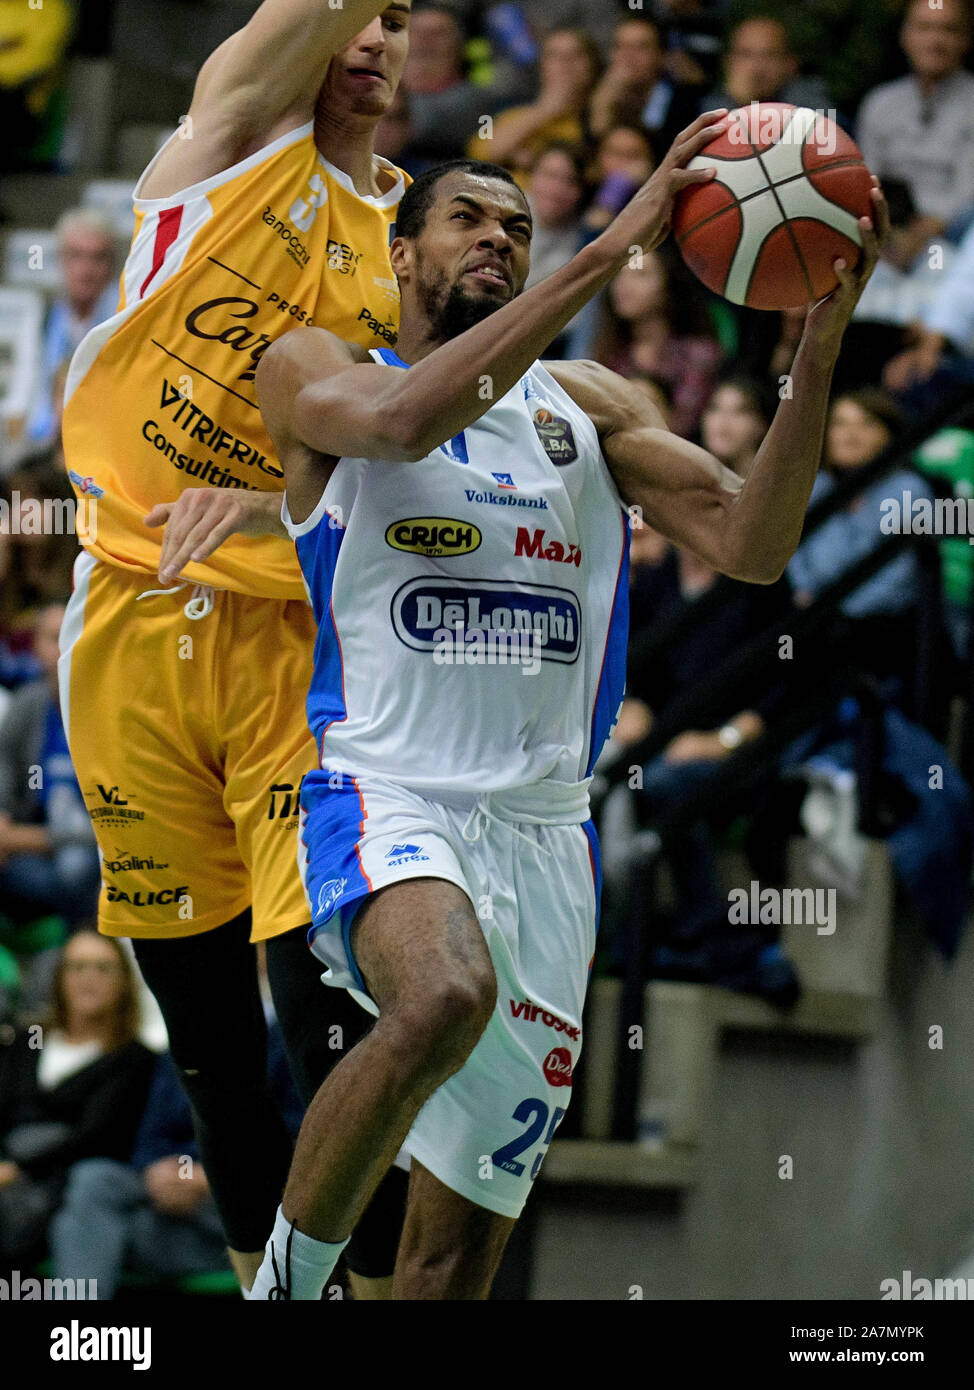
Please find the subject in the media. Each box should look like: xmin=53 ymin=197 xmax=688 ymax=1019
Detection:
xmin=58 ymin=0 xmax=413 ymax=1296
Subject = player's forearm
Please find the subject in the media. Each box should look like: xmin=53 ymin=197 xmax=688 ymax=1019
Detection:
xmin=386 ymin=241 xmax=627 ymax=458
xmin=721 ymin=333 xmax=838 ymax=582
xmin=237 ymin=490 xmax=289 ymax=538
xmin=198 ymin=0 xmax=390 ymax=129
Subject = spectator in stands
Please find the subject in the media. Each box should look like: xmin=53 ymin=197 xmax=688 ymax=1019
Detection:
xmin=593 ymin=244 xmax=724 ymax=438
xmin=649 ymin=0 xmax=726 ymax=90
xmin=468 ymin=27 xmax=601 ymax=187
xmin=600 ymin=528 xmax=797 ymax=1003
xmin=589 ymin=16 xmax=705 ymax=160
xmin=882 ymin=215 xmax=974 ymax=412
xmin=0 ymin=599 xmax=100 ymax=934
xmin=701 ymin=15 xmax=832 ymax=117
xmin=857 ymin=0 xmax=974 ymax=269
xmin=398 ymin=4 xmax=527 ymax=162
xmin=725 ymin=0 xmax=901 ymax=116
xmin=698 ymin=371 xmax=778 ymax=477
xmin=0 ymin=458 xmax=80 ymax=648
xmin=26 ymin=209 xmax=118 ymax=447
xmin=50 ymin=1014 xmax=304 ymax=1298
xmin=519 ymin=143 xmax=590 ymax=356
xmin=0 ymin=0 xmax=73 ymax=174
xmin=374 ymin=86 xmax=427 ymax=178
xmin=0 ymin=513 xmax=41 ymax=695
xmin=523 ymin=144 xmax=588 ymax=285
xmin=787 ymin=389 xmax=938 ymax=696
xmin=911 ymin=426 xmax=974 ymax=662
xmin=0 ymin=931 xmax=155 ymax=1273
xmin=581 ymin=125 xmax=655 ymax=235
xmin=474 ymin=1 xmax=618 ymax=61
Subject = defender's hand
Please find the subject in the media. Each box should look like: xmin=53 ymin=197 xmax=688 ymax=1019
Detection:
xmin=596 ymin=109 xmax=730 ymax=260
xmin=145 ymin=490 xmax=284 ymax=582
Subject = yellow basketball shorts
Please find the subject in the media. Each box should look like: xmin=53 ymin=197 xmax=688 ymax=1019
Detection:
xmin=59 ymin=550 xmax=318 ymax=942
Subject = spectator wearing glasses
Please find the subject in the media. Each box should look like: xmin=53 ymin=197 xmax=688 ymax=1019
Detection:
xmin=0 ymin=932 xmax=154 ymax=1274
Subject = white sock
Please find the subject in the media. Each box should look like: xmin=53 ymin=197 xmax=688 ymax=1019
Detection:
xmin=247 ymin=1205 xmax=349 ymax=1301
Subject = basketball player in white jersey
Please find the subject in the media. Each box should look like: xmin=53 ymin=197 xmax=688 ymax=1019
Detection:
xmin=250 ymin=125 xmax=888 ymax=1297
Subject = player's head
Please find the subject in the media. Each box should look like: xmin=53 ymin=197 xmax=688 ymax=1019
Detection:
xmin=317 ymin=2 xmax=412 ymax=124
xmin=390 ymin=161 xmax=533 ymax=343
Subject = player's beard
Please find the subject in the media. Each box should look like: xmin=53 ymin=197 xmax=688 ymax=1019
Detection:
xmin=416 ymin=255 xmax=510 ymax=342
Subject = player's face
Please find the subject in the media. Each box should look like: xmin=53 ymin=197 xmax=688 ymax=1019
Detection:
xmin=827 ymin=400 xmax=892 ymax=470
xmin=323 ymin=3 xmax=411 ymax=119
xmin=398 ymin=174 xmax=533 ymax=341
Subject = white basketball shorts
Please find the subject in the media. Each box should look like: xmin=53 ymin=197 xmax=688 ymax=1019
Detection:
xmin=298 ymin=768 xmax=600 ymax=1219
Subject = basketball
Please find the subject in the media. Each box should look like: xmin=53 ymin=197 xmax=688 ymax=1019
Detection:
xmin=672 ymin=103 xmax=875 ymax=311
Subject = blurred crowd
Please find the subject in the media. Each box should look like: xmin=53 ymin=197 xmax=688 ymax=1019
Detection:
xmin=2 ymin=0 xmax=974 ymax=1293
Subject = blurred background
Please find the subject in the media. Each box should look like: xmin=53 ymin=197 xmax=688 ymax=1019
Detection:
xmin=2 ymin=0 xmax=974 ymax=1300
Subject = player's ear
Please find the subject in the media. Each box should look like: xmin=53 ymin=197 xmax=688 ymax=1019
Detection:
xmin=389 ymin=235 xmax=410 ymax=281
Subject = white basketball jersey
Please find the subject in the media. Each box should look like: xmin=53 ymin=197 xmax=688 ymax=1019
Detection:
xmin=283 ymin=351 xmax=631 ymax=798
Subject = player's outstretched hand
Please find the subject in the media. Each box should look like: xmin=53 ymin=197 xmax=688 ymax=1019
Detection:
xmin=598 ymin=109 xmax=730 ymax=260
xmin=145 ymin=488 xmax=284 ymax=582
xmin=803 ymin=176 xmax=890 ymax=350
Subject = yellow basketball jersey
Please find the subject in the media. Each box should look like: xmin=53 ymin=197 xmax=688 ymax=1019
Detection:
xmin=63 ymin=122 xmax=407 ymax=599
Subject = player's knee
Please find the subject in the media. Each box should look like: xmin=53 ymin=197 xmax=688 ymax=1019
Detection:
xmin=397 ymin=966 xmax=496 ymax=1073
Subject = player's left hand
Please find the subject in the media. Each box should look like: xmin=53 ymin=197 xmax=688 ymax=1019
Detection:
xmin=803 ymin=176 xmax=889 ymax=350
xmin=144 ymin=489 xmax=285 ymax=582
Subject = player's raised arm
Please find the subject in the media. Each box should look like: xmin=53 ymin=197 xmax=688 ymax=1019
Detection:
xmin=264 ymin=113 xmax=733 ymax=467
xmin=547 ymin=181 xmax=889 ymax=587
xmin=141 ymin=0 xmax=407 ymax=197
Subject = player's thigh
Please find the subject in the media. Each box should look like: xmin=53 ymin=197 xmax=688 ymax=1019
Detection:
xmin=59 ymin=555 xmax=248 ymax=938
xmin=221 ymin=597 xmax=321 ymax=945
xmin=351 ymin=877 xmax=495 ymax=1019
xmin=398 ymin=1158 xmax=516 ymax=1293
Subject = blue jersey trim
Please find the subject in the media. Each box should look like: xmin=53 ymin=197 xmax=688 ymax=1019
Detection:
xmin=295 ymin=515 xmax=348 ymax=749
xmin=582 ymin=818 xmax=602 ymax=938
xmin=375 ymin=346 xmax=409 ymax=369
xmin=585 ymin=509 xmax=631 ymax=777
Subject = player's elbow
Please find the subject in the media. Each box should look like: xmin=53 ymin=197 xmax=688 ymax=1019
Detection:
xmin=721 ymin=548 xmax=788 ymax=585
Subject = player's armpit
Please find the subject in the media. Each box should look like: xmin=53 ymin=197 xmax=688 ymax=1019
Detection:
xmin=547 ymin=360 xmax=759 ymax=581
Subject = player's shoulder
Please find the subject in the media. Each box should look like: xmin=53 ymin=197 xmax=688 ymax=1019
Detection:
xmin=256 ymin=329 xmax=371 ymax=415
xmin=261 ymin=328 xmax=370 ymax=379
